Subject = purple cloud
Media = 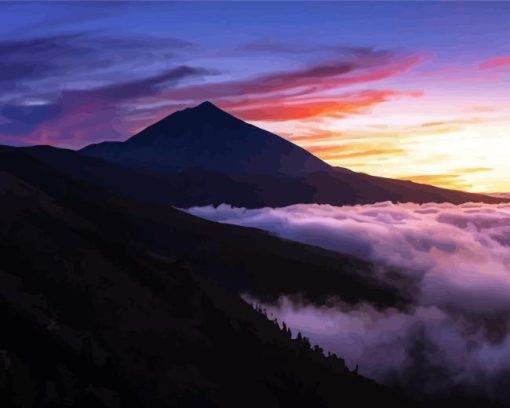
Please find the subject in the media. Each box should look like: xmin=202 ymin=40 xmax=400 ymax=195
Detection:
xmin=0 ymin=31 xmax=205 ymax=146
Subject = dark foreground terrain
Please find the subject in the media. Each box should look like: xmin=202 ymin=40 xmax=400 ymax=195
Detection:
xmin=0 ymin=148 xmax=415 ymax=407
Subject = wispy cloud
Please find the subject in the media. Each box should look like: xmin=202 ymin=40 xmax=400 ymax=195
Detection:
xmin=399 ymin=173 xmax=473 ymax=191
xmin=0 ymin=65 xmax=211 ymax=146
xmin=238 ymin=40 xmax=389 ymax=58
xmin=480 ymin=56 xmax=510 ymax=69
xmin=0 ymin=32 xmax=194 ymax=93
xmin=310 ymin=147 xmax=408 ymax=161
xmin=398 ymin=168 xmax=493 ymax=191
xmin=226 ymin=90 xmax=421 ymax=122
xmin=138 ymin=50 xmax=427 ymax=129
xmin=0 ymin=31 xmax=206 ymax=146
xmin=0 ymin=37 xmax=426 ymax=147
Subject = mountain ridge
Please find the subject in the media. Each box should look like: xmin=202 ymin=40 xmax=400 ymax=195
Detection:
xmin=78 ymin=102 xmax=506 ymax=206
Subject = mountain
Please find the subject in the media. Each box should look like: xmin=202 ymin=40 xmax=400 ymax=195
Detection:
xmin=8 ymin=144 xmax=503 ymax=216
xmin=0 ymin=148 xmax=414 ymax=407
xmin=80 ymin=102 xmax=506 ymax=206
xmin=487 ymin=192 xmax=510 ymax=199
xmin=0 ymin=147 xmax=402 ymax=306
xmin=82 ymin=101 xmax=330 ymax=176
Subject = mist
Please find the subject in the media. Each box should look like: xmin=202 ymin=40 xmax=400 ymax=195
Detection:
xmin=187 ymin=202 xmax=510 ymax=402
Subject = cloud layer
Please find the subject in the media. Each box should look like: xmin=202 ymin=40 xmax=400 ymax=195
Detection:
xmin=187 ymin=202 xmax=510 ymax=402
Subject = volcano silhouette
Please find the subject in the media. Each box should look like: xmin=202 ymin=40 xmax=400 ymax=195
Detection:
xmin=78 ymin=101 xmax=505 ymax=207
xmin=81 ymin=101 xmax=330 ymax=176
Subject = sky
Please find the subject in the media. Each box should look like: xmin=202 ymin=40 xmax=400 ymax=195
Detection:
xmin=1 ymin=1 xmax=510 ymax=192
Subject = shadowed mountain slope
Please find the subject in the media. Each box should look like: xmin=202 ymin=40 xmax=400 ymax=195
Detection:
xmin=9 ymin=143 xmax=505 ymax=210
xmin=0 ymin=147 xmax=402 ymax=305
xmin=0 ymin=149 xmax=417 ymax=407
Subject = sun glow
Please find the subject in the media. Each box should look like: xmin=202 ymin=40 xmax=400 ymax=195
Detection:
xmin=255 ymin=95 xmax=510 ymax=193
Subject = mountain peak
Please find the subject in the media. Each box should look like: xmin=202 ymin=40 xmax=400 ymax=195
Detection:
xmin=124 ymin=100 xmax=235 ymax=143
xmin=185 ymin=100 xmax=227 ymax=116
xmin=195 ymin=100 xmax=219 ymax=110
xmin=81 ymin=102 xmax=331 ymax=176
xmin=160 ymin=100 xmax=234 ymax=124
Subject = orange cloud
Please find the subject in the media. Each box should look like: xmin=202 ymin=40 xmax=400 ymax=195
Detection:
xmin=466 ymin=105 xmax=498 ymax=113
xmin=305 ymin=142 xmax=407 ymax=162
xmin=172 ymin=53 xmax=425 ymax=100
xmin=288 ymin=129 xmax=344 ymax=143
xmin=320 ymin=148 xmax=408 ymax=161
xmin=287 ymin=119 xmax=462 ymax=149
xmin=399 ymin=174 xmax=472 ymax=191
xmin=148 ymin=51 xmax=427 ymax=124
xmin=455 ymin=167 xmax=492 ymax=174
xmin=228 ymin=90 xmax=422 ymax=121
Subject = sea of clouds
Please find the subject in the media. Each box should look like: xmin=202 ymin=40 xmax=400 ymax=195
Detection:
xmin=186 ymin=202 xmax=510 ymax=401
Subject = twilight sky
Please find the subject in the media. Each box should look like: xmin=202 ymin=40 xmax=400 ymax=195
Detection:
xmin=1 ymin=2 xmax=510 ymax=192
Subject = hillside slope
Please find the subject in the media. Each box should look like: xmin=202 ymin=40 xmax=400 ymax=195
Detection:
xmin=7 ymin=145 xmax=506 ymax=209
xmin=0 ymin=148 xmax=402 ymax=306
xmin=0 ymin=149 xmax=415 ymax=407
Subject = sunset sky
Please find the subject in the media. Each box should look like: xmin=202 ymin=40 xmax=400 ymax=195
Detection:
xmin=1 ymin=2 xmax=509 ymax=192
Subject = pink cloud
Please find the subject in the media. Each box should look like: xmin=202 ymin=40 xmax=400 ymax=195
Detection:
xmin=480 ymin=56 xmax=510 ymax=69
xmin=164 ymin=53 xmax=427 ymax=102
xmin=0 ymin=48 xmax=428 ymax=148
xmin=224 ymin=90 xmax=422 ymax=121
xmin=187 ymin=201 xmax=510 ymax=402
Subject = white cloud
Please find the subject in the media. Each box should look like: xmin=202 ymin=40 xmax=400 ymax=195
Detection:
xmin=186 ymin=202 xmax=510 ymax=401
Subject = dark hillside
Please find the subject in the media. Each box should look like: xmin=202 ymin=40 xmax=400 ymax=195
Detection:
xmin=0 ymin=151 xmax=415 ymax=407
